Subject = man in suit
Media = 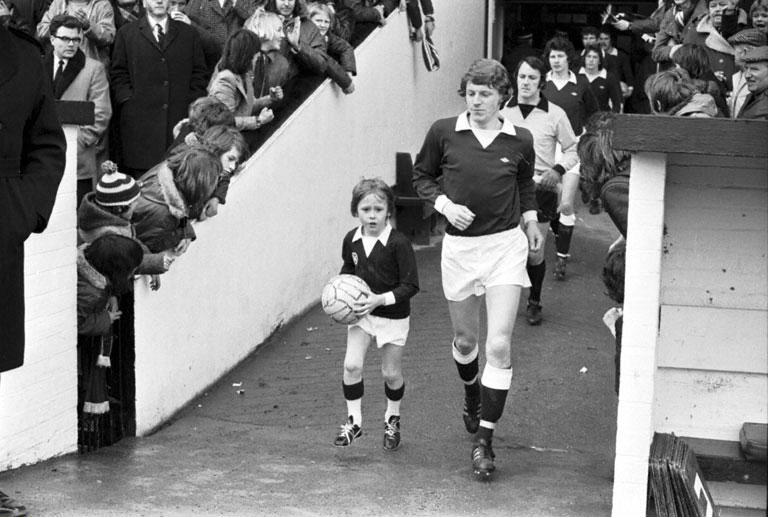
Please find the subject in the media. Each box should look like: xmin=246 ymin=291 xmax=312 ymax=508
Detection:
xmin=1 ymin=21 xmax=66 ymax=517
xmin=110 ymin=0 xmax=208 ymax=177
xmin=45 ymin=14 xmax=111 ymax=205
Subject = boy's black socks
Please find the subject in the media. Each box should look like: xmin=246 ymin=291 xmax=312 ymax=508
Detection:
xmin=342 ymin=380 xmax=364 ymax=400
xmin=384 ymin=382 xmax=404 ymax=401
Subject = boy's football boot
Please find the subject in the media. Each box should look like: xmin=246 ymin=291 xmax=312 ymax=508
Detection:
xmin=333 ymin=416 xmax=362 ymax=447
xmin=471 ymin=438 xmax=496 ymax=480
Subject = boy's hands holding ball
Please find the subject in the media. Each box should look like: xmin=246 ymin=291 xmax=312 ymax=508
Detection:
xmin=354 ymin=292 xmax=386 ymax=316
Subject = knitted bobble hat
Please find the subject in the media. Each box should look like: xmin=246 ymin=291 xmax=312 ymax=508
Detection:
xmin=96 ymin=161 xmax=141 ymax=207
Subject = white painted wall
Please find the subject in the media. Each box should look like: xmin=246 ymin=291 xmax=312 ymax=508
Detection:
xmin=0 ymin=127 xmax=78 ymax=470
xmin=654 ymin=153 xmax=768 ymax=441
xmin=611 ymin=151 xmax=667 ymax=516
xmin=132 ymin=1 xmax=485 ymax=435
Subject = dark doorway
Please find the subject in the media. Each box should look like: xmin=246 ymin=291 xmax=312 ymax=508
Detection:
xmin=77 ymin=291 xmax=135 ymax=453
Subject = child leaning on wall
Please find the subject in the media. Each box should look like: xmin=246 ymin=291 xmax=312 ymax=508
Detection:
xmin=602 ymin=240 xmax=625 ymax=395
xmin=78 ymin=161 xmax=177 ymax=289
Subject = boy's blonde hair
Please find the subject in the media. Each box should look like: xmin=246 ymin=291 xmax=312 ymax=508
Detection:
xmin=307 ymin=1 xmax=334 ymax=21
xmin=350 ymin=178 xmax=395 ymax=217
xmin=245 ymin=8 xmax=283 ymax=42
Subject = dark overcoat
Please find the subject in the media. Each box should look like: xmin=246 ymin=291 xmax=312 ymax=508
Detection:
xmin=110 ymin=16 xmax=208 ymax=171
xmin=0 ymin=25 xmax=66 ymax=372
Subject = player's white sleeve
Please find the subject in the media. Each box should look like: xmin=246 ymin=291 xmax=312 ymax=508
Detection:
xmin=556 ymin=112 xmax=579 ymax=175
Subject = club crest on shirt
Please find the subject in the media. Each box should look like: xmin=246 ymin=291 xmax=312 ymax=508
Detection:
xmin=352 ymin=252 xmax=358 ymax=265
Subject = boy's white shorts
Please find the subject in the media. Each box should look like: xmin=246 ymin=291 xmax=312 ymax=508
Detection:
xmin=441 ymin=226 xmax=531 ymax=301
xmin=349 ymin=315 xmax=410 ymax=348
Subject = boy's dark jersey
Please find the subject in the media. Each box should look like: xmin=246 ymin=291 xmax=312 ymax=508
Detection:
xmin=340 ymin=227 xmax=419 ymax=320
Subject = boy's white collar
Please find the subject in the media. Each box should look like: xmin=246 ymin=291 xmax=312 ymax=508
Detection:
xmin=353 ymin=223 xmax=392 ymax=245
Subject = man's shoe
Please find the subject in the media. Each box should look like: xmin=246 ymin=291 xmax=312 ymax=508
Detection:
xmin=589 ymin=198 xmax=602 ymax=214
xmin=0 ymin=492 xmax=27 ymax=517
xmin=383 ymin=415 xmax=401 ymax=451
xmin=472 ymin=439 xmax=496 ymax=479
xmin=526 ymin=301 xmax=542 ymax=326
xmin=554 ymin=256 xmax=567 ymax=281
xmin=333 ymin=416 xmax=362 ymax=447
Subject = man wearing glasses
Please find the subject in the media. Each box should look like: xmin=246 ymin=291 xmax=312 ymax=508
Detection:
xmin=45 ymin=14 xmax=112 ymax=205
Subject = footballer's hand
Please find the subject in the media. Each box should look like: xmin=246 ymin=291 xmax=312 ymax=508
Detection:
xmin=525 ymin=221 xmax=543 ymax=253
xmin=539 ymin=169 xmax=561 ymax=191
xmin=443 ymin=201 xmax=475 ymax=231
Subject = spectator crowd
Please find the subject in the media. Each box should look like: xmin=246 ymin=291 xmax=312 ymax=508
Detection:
xmin=0 ymin=0 xmax=435 ymax=344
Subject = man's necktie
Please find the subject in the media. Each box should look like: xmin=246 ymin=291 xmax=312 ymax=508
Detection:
xmin=53 ymin=59 xmax=65 ymax=96
xmin=222 ymin=0 xmax=232 ymax=14
xmin=155 ymin=23 xmax=165 ymax=45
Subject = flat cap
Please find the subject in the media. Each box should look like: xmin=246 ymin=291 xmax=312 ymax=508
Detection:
xmin=742 ymin=45 xmax=768 ymax=63
xmin=728 ymin=28 xmax=768 ymax=47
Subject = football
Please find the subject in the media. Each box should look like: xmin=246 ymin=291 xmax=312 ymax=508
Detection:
xmin=321 ymin=274 xmax=371 ymax=325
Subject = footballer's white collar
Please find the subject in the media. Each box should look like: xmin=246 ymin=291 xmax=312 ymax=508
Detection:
xmin=546 ymin=69 xmax=578 ymax=84
xmin=455 ymin=111 xmax=517 ymax=135
xmin=352 ymin=223 xmax=392 ymax=246
xmin=579 ymin=67 xmax=607 ymax=79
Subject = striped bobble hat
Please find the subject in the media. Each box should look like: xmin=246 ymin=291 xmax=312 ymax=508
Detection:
xmin=96 ymin=161 xmax=141 ymax=207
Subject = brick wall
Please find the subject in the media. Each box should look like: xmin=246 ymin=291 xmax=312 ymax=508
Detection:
xmin=0 ymin=126 xmax=78 ymax=470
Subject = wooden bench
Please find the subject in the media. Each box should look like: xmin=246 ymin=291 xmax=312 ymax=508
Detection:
xmin=392 ymin=152 xmax=435 ymax=245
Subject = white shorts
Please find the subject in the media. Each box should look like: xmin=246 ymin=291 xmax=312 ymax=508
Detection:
xmin=441 ymin=226 xmax=531 ymax=301
xmin=349 ymin=314 xmax=410 ymax=348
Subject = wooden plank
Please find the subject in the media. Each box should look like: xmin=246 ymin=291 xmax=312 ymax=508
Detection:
xmin=668 ymin=153 xmax=768 ymax=177
xmin=658 ymin=305 xmax=768 ymax=373
xmin=55 ymin=100 xmax=94 ymax=125
xmin=613 ymin=115 xmax=768 ymax=158
xmin=654 ymin=368 xmax=768 ymax=441
xmin=668 ymin=162 xmax=768 ymax=190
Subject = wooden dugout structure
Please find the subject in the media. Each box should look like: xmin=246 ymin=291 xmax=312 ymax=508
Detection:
xmin=609 ymin=115 xmax=768 ymax=514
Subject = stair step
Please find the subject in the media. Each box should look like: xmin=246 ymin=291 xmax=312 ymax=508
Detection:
xmin=708 ymin=481 xmax=767 ymax=515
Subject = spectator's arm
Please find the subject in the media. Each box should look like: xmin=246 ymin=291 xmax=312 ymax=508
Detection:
xmin=324 ymin=56 xmax=353 ymax=89
xmin=78 ymin=61 xmax=112 ymax=148
xmin=405 ymin=0 xmax=422 ymax=28
xmin=109 ymin=27 xmax=133 ymax=104
xmin=292 ymin=21 xmax=327 ymax=75
xmin=77 ymin=286 xmax=112 ymax=336
xmin=188 ymin=29 xmax=209 ymax=99
xmin=232 ymin=0 xmax=258 ymax=21
xmin=651 ymin=19 xmax=678 ymax=63
xmin=628 ymin=16 xmax=661 ymax=34
xmin=84 ymin=0 xmax=115 ymax=47
xmin=207 ymin=72 xmax=240 ymax=113
xmin=35 ymin=0 xmax=62 ymax=38
xmin=327 ymin=33 xmax=356 ymax=74
xmin=342 ymin=0 xmax=382 ymax=23
xmin=212 ymin=172 xmax=230 ymax=204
